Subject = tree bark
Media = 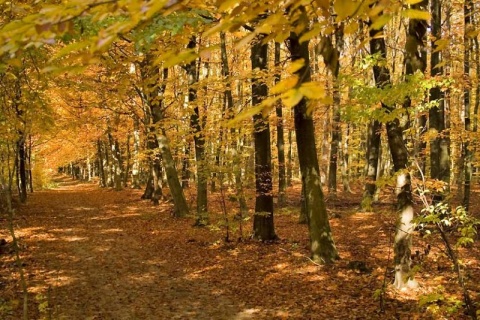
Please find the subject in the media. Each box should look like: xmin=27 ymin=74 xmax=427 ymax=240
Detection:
xmin=185 ymin=37 xmax=208 ymax=225
xmin=287 ymin=29 xmax=339 ymax=264
xmin=97 ymin=139 xmax=107 ymax=187
xmin=462 ymin=0 xmax=473 ymax=210
xmin=220 ymin=31 xmax=248 ymax=217
xmin=251 ymin=36 xmax=276 ymax=241
xmin=140 ymin=53 xmax=189 ymax=217
xmin=370 ymin=20 xmax=416 ymax=289
xmin=430 ymin=0 xmax=450 ymax=200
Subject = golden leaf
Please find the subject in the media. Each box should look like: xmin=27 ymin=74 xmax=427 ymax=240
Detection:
xmin=281 ymin=89 xmax=303 ymax=108
xmin=270 ymin=76 xmax=299 ymax=95
xmin=299 ymin=82 xmax=325 ymax=100
xmin=402 ymin=9 xmax=431 ymax=20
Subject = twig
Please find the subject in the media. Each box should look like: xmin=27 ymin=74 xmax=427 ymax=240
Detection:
xmin=279 ymin=247 xmax=324 ymax=267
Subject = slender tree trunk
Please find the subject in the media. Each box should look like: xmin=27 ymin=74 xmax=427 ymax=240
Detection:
xmin=181 ymin=141 xmax=190 ymax=188
xmin=274 ymin=42 xmax=287 ymax=207
xmin=463 ymin=0 xmax=473 ymax=210
xmin=430 ymin=0 xmax=449 ymax=186
xmin=185 ymin=37 xmax=208 ymax=225
xmin=288 ymin=29 xmax=339 ymax=264
xmin=131 ymin=116 xmax=141 ymax=189
xmin=251 ymin=36 xmax=276 ymax=241
xmin=123 ymin=134 xmax=131 ymax=187
xmin=220 ymin=31 xmax=248 ymax=217
xmin=27 ymin=136 xmax=33 ymax=192
xmin=287 ymin=119 xmax=293 ymax=187
xmin=318 ymin=31 xmax=342 ymax=197
xmin=17 ymin=138 xmax=27 ymax=203
xmin=362 ymin=119 xmax=381 ymax=211
xmin=97 ymin=139 xmax=107 ymax=187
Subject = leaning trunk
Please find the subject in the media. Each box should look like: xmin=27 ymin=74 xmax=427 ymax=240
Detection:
xmin=288 ymin=30 xmax=339 ymax=264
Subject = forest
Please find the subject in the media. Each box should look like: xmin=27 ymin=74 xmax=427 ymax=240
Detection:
xmin=0 ymin=0 xmax=480 ymax=319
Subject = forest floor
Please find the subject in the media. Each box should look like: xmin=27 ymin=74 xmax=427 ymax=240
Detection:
xmin=1 ymin=176 xmax=479 ymax=319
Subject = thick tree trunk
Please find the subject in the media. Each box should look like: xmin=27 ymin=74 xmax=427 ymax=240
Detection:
xmin=251 ymin=37 xmax=276 ymax=241
xmin=386 ymin=118 xmax=416 ymax=289
xmin=288 ymin=31 xmax=338 ymax=264
xmin=274 ymin=42 xmax=287 ymax=207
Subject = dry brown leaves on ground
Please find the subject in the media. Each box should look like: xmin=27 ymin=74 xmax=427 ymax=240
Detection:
xmin=0 ymin=176 xmax=479 ymax=319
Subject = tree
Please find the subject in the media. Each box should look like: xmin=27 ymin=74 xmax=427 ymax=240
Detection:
xmin=185 ymin=36 xmax=208 ymax=225
xmin=287 ymin=22 xmax=339 ymax=263
xmin=139 ymin=52 xmax=189 ymax=217
xmin=251 ymin=36 xmax=276 ymax=241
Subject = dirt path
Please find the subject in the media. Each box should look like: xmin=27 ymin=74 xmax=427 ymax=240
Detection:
xmin=8 ymin=180 xmax=250 ymax=319
xmin=1 ymin=177 xmax=478 ymax=319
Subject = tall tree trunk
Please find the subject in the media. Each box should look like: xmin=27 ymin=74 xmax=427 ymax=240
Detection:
xmin=370 ymin=19 xmax=416 ymax=289
xmin=430 ymin=0 xmax=450 ymax=201
xmin=287 ymin=29 xmax=339 ymax=264
xmin=123 ymin=134 xmax=131 ymax=187
xmin=318 ymin=30 xmax=342 ymax=197
xmin=362 ymin=119 xmax=381 ymax=211
xmin=17 ymin=138 xmax=27 ymax=203
xmin=220 ymin=31 xmax=248 ymax=217
xmin=108 ymin=131 xmax=123 ymax=191
xmin=141 ymin=54 xmax=189 ymax=217
xmin=27 ymin=136 xmax=33 ymax=193
xmin=185 ymin=36 xmax=208 ymax=225
xmin=97 ymin=139 xmax=107 ymax=187
xmin=274 ymin=42 xmax=287 ymax=207
xmin=251 ymin=36 xmax=276 ymax=241
xmin=181 ymin=141 xmax=190 ymax=188
xmin=287 ymin=118 xmax=293 ymax=187
xmin=462 ymin=0 xmax=473 ymax=210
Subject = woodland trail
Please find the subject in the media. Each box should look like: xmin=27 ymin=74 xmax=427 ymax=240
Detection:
xmin=2 ymin=176 xmax=478 ymax=319
xmin=8 ymin=178 xmax=247 ymax=319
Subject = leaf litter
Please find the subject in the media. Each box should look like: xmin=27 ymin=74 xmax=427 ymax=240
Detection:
xmin=0 ymin=176 xmax=478 ymax=319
